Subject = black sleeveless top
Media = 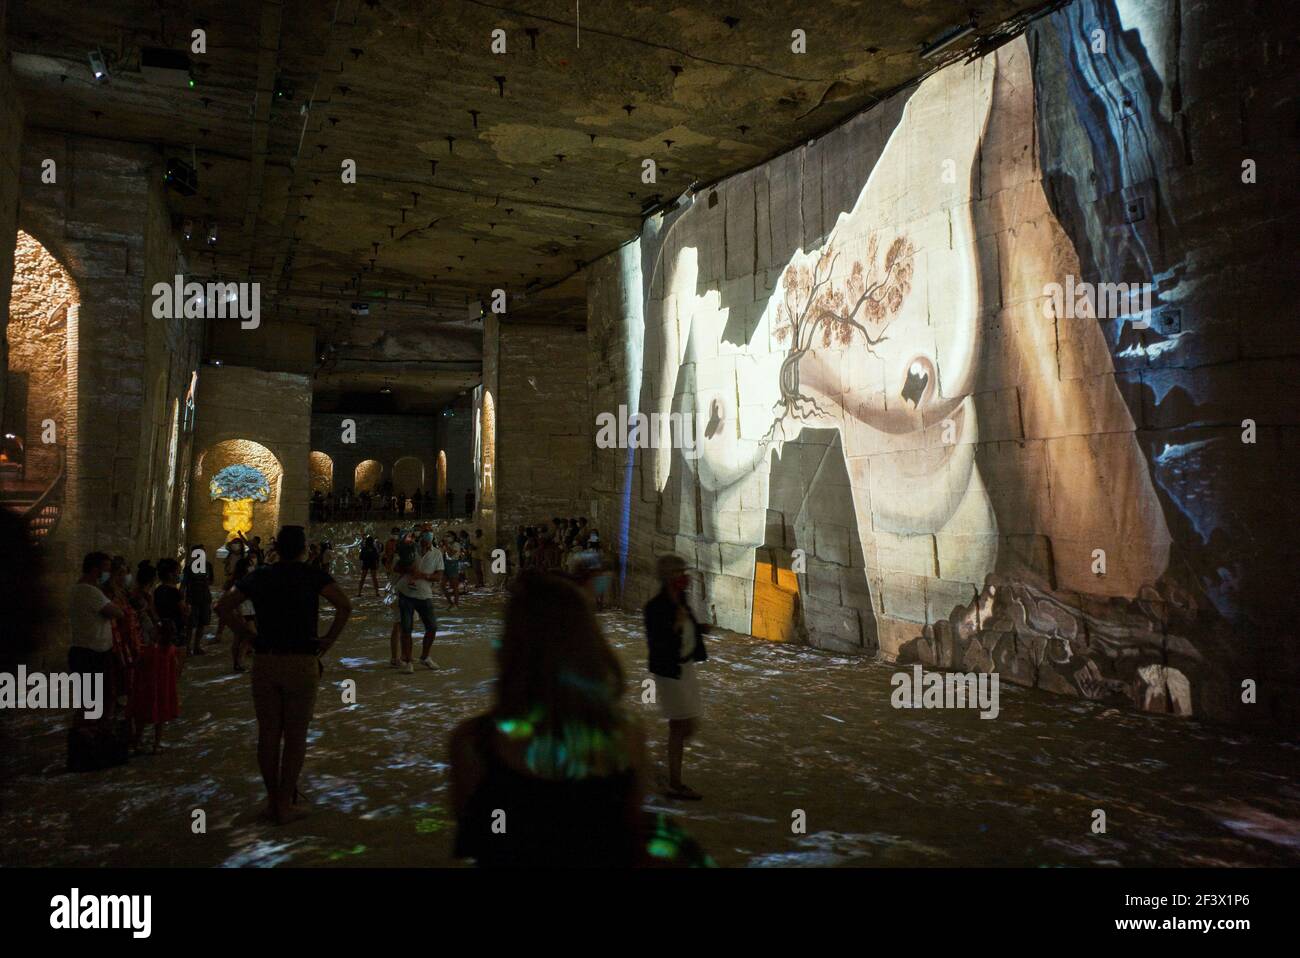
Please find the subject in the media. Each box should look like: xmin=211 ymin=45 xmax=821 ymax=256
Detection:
xmin=454 ymin=717 xmax=641 ymax=868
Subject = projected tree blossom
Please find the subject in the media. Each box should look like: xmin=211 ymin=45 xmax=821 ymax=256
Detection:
xmin=210 ymin=464 xmax=270 ymax=537
xmin=771 ymin=235 xmax=915 ymax=427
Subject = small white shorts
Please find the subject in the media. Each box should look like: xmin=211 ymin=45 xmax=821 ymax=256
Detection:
xmin=655 ymin=662 xmax=702 ymax=721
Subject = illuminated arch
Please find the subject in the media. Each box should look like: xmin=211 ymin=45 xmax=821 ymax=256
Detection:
xmin=309 ymin=451 xmax=334 ymax=493
xmin=354 ymin=458 xmax=383 ymax=494
xmin=480 ymin=390 xmax=495 ymax=507
xmin=5 ymin=230 xmax=77 ymax=487
xmin=191 ymin=438 xmax=283 ymax=550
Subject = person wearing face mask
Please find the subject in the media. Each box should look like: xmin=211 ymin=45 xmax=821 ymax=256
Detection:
xmin=68 ymin=552 xmax=124 ymax=727
xmin=395 ymin=531 xmax=444 ymax=673
xmin=152 ymin=559 xmax=191 ymax=667
xmin=129 ymin=561 xmax=179 ymax=754
xmin=644 ymin=554 xmax=710 ymax=801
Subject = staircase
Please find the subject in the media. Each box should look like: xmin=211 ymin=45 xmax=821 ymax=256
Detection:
xmin=0 ymin=470 xmax=65 ymax=548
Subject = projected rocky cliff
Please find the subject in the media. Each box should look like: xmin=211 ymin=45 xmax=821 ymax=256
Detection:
xmin=584 ymin=0 xmax=1299 ymax=727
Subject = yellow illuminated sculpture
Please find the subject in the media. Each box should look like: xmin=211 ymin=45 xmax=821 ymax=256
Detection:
xmin=209 ymin=464 xmax=271 ymax=538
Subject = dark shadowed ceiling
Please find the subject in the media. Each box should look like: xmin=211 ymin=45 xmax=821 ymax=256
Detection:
xmin=6 ymin=0 xmax=1051 ymax=406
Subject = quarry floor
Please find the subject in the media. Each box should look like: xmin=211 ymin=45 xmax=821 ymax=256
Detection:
xmin=1 ymin=587 xmax=1298 ymax=867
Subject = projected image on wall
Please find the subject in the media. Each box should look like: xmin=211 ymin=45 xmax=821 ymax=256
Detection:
xmin=605 ymin=10 xmax=1222 ymax=719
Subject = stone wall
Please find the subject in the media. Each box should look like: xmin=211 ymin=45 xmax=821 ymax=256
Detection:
xmin=441 ymin=396 xmax=474 ymax=514
xmin=6 ymin=231 xmax=71 ymax=483
xmin=494 ymin=320 xmax=590 ymax=536
xmin=309 ymin=411 xmax=463 ymax=499
xmin=134 ymin=178 xmax=201 ymax=561
xmin=188 ymin=364 xmax=311 ymax=549
xmin=208 ymin=320 xmax=316 ymax=376
xmin=17 ymin=132 xmax=201 ymax=572
xmin=0 ymin=43 xmax=22 ymax=427
xmin=582 ymin=0 xmax=1300 ymax=728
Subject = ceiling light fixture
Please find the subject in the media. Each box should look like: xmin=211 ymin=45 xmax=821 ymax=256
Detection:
xmin=88 ymin=49 xmax=108 ymax=83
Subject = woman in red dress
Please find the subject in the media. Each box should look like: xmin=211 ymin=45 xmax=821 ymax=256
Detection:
xmin=128 ymin=560 xmax=179 ymax=753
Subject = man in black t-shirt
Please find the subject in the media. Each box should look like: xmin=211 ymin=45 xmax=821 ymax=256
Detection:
xmin=216 ymin=525 xmax=351 ymax=825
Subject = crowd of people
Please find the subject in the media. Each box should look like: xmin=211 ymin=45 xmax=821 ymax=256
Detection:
xmin=59 ymin=512 xmax=714 ymax=863
xmin=310 ymin=483 xmax=476 ymax=523
xmin=513 ymin=517 xmax=613 ymax=610
xmin=68 ymin=551 xmax=192 ymax=760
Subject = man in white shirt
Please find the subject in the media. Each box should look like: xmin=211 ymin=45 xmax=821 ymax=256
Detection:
xmin=395 ymin=532 xmax=444 ymax=673
xmin=68 ymin=551 xmax=123 ymax=723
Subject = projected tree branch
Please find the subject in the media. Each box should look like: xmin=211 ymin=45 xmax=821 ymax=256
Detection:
xmin=769 ymin=233 xmax=916 ymax=434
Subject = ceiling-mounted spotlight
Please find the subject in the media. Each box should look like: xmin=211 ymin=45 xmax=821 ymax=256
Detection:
xmin=920 ymin=19 xmax=977 ymax=60
xmin=88 ymin=49 xmax=108 ymax=83
xmin=206 ymin=223 xmax=218 ymax=245
xmin=182 ymin=218 xmax=193 ymax=241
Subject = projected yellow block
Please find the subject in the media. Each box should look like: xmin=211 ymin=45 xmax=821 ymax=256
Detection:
xmin=222 ymin=498 xmax=254 ymax=537
xmin=752 ymin=561 xmax=800 ymax=643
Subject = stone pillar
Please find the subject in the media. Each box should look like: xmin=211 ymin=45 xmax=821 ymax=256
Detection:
xmin=494 ymin=320 xmax=591 ymax=535
xmin=0 ymin=44 xmax=23 ymax=427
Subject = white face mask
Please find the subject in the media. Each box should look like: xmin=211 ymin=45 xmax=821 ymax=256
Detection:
xmin=125 ymin=574 xmax=135 ymax=589
xmin=98 ymin=571 xmax=110 ymax=586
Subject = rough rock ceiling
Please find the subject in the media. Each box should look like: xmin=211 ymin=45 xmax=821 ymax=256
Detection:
xmin=7 ymin=0 xmax=1050 ymax=404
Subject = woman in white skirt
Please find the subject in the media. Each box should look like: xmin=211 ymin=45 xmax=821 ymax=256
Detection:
xmin=644 ymin=554 xmax=710 ymax=800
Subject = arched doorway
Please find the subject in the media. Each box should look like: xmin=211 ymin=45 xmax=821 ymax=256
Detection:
xmin=309 ymin=451 xmax=334 ymax=493
xmin=3 ymin=229 xmax=78 ymax=550
xmin=480 ymin=390 xmax=495 ymax=508
xmin=354 ymin=459 xmax=383 ymax=494
xmin=392 ymin=456 xmax=424 ymax=498
xmin=190 ymin=439 xmax=283 ymax=552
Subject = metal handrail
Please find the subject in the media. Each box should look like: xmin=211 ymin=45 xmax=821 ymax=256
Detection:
xmin=18 ymin=447 xmax=66 ymax=547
